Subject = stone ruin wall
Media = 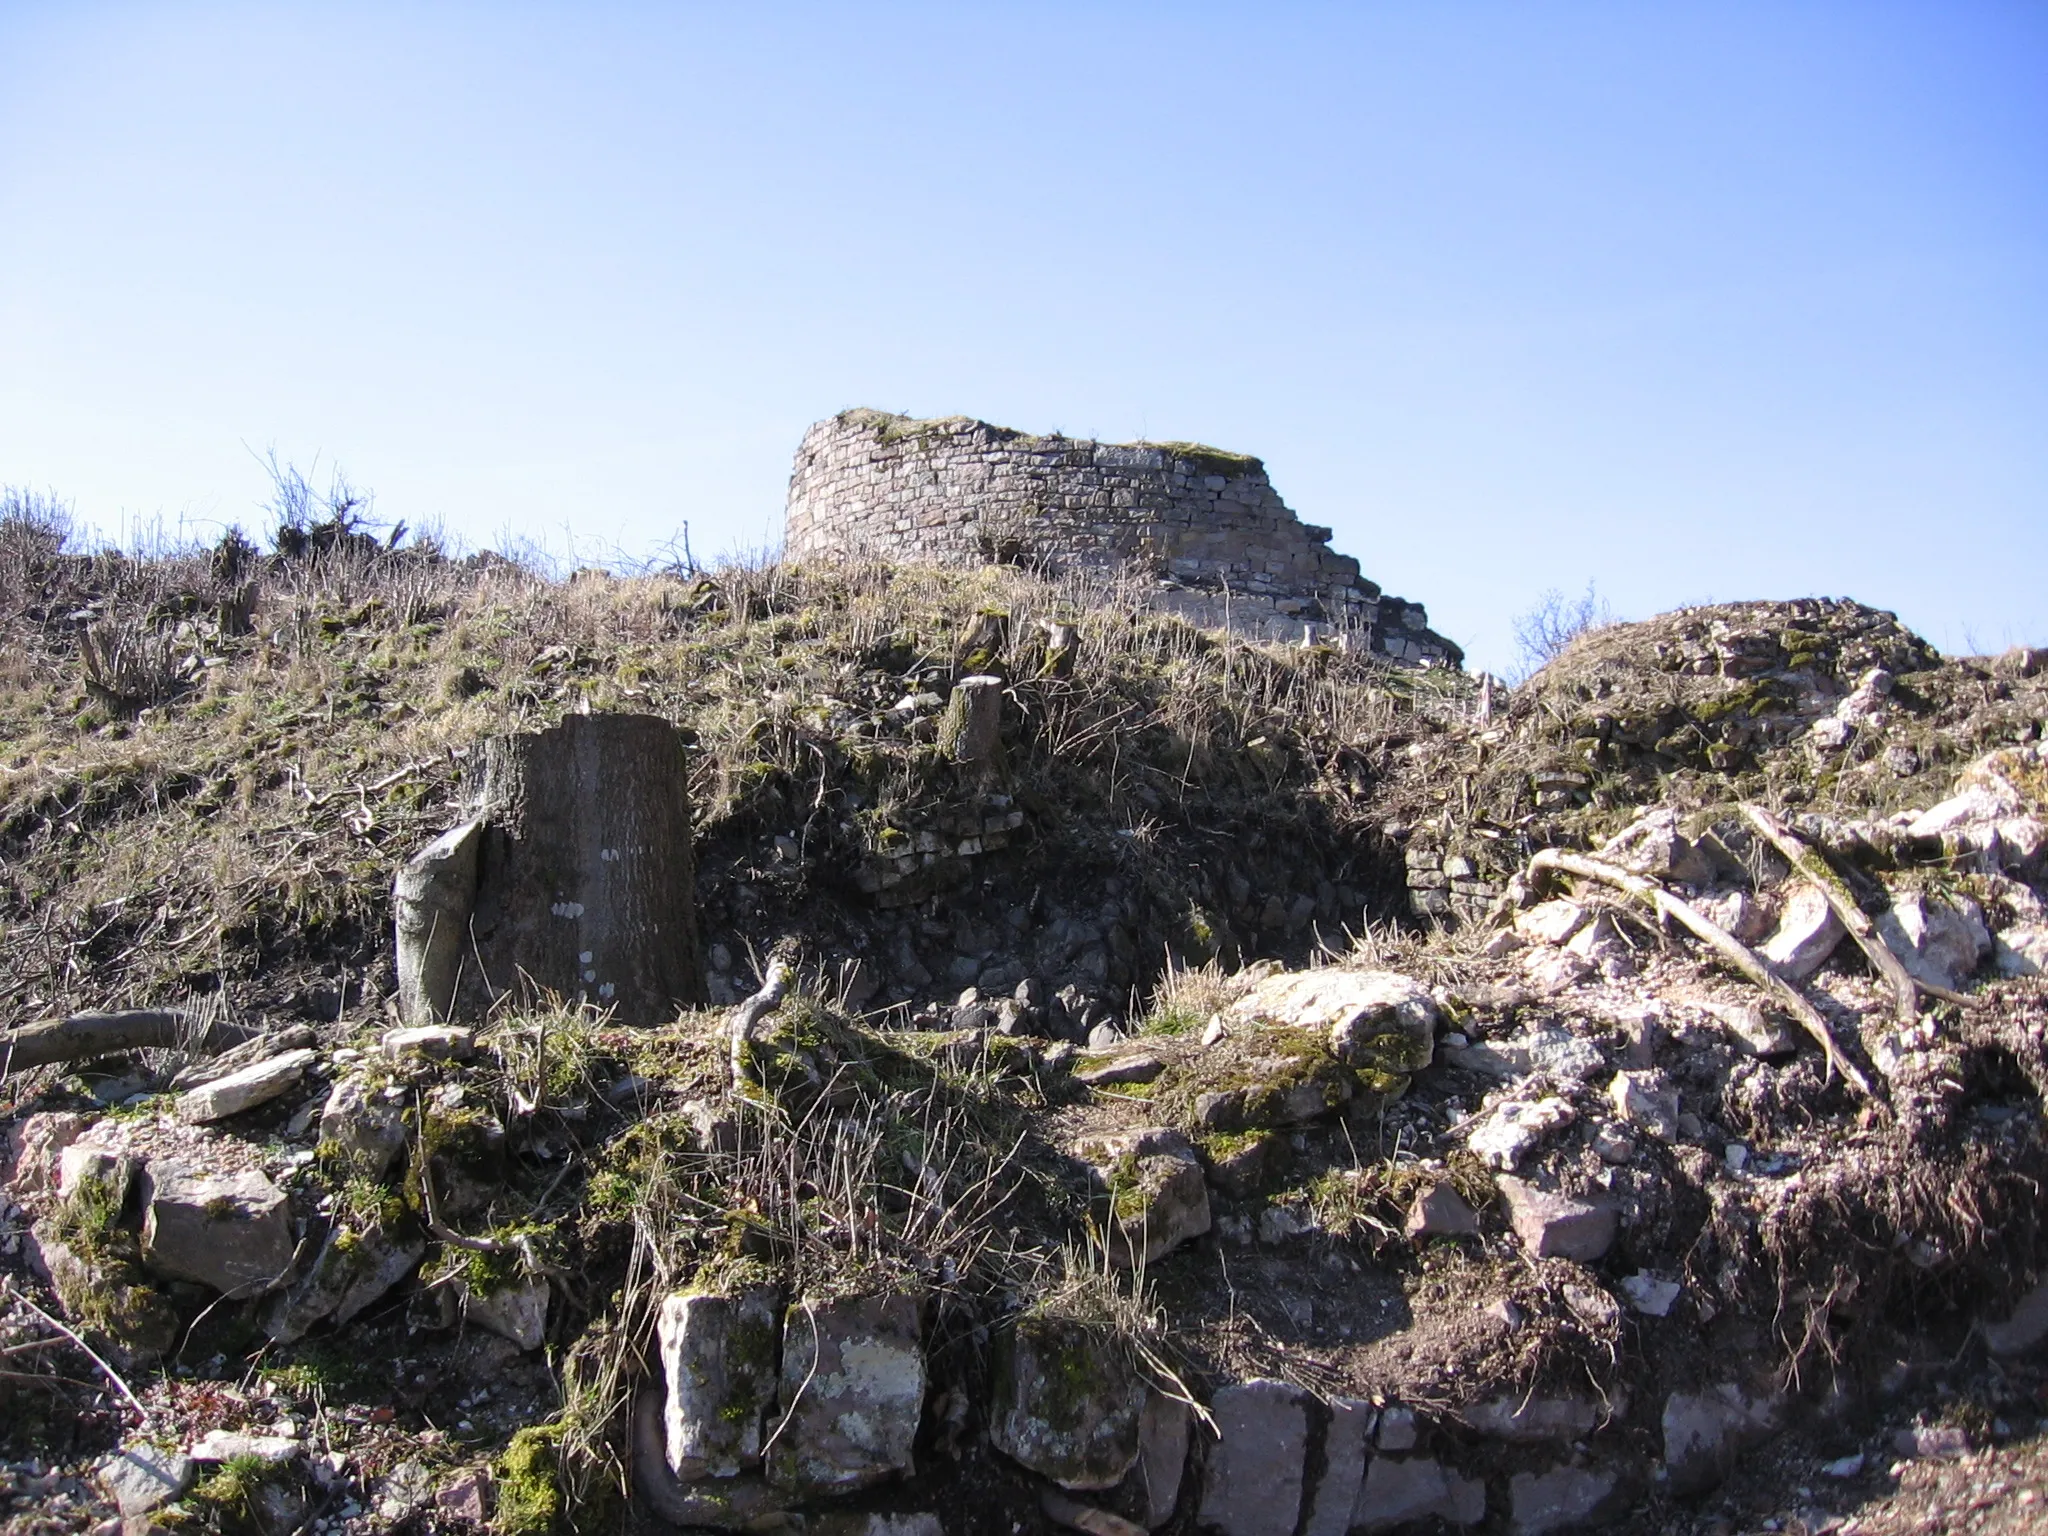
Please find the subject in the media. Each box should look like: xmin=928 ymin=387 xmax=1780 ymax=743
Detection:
xmin=784 ymin=410 xmax=1461 ymax=666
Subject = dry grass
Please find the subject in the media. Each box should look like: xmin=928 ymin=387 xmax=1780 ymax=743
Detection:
xmin=0 ymin=516 xmax=1464 ymax=1036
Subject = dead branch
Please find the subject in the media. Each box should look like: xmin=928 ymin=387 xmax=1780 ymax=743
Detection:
xmin=728 ymin=957 xmax=793 ymax=1092
xmin=413 ymin=1118 xmax=506 ymax=1256
xmin=1741 ymin=805 xmax=1928 ymax=1024
xmin=1528 ymin=848 xmax=1880 ymax=1101
xmin=1 ymin=1278 xmax=147 ymax=1422
xmin=1 ymin=1009 xmax=258 ymax=1077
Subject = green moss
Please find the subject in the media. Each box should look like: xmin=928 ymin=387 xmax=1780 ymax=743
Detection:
xmin=496 ymin=1425 xmax=563 ymax=1536
xmin=189 ymin=1453 xmax=274 ymax=1524
xmin=46 ymin=1177 xmax=124 ymax=1264
xmin=1196 ymin=1129 xmax=1268 ymax=1161
xmin=1159 ymin=1025 xmax=1356 ymax=1132
xmin=1001 ymin=1316 xmax=1129 ymax=1431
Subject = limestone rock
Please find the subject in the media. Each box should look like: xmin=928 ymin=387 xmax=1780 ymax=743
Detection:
xmin=1135 ymin=1391 xmax=1190 ymax=1528
xmin=988 ymin=1316 xmax=1145 ymax=1490
xmin=1351 ymin=1456 xmax=1485 ymax=1532
xmin=1191 ymin=1040 xmax=1354 ymax=1130
xmin=1697 ymin=1000 xmax=1798 ymax=1058
xmin=766 ymin=1292 xmax=925 ymax=1496
xmin=461 ymin=1274 xmax=550 ymax=1351
xmin=1196 ymin=1379 xmax=1311 ymax=1536
xmin=1230 ymin=969 xmax=1437 ymax=1092
xmin=1981 ymin=1277 xmax=2048 ymax=1357
xmin=1566 ymin=912 xmax=1639 ymax=979
xmin=1661 ymin=1384 xmax=1781 ymax=1495
xmin=263 ymin=1219 xmax=424 ymax=1343
xmin=1074 ymin=1051 xmax=1166 ymax=1088
xmin=382 ymin=1025 xmax=476 ymax=1062
xmin=1877 ymin=891 xmax=1991 ymax=991
xmin=938 ymin=675 xmax=1005 ymax=764
xmin=1509 ymin=1464 xmax=1628 ymax=1534
xmin=1523 ymin=946 xmax=1595 ymax=993
xmin=141 ymin=1162 xmax=295 ymax=1297
xmin=435 ymin=1468 xmax=493 ymax=1523
xmin=658 ymin=1285 xmax=782 ymax=1481
xmin=176 ymin=1047 xmax=317 ymax=1124
xmin=1375 ymin=1407 xmax=1419 ymax=1452
xmin=1460 ymin=1394 xmax=1599 ymax=1443
xmin=1694 ymin=889 xmax=1771 ymax=944
xmin=191 ymin=1429 xmax=302 ymax=1464
xmin=1515 ymin=900 xmax=1590 ymax=946
xmin=169 ymin=1025 xmax=317 ymax=1092
xmin=57 ymin=1143 xmax=136 ymax=1207
xmin=1620 ymin=1272 xmax=1682 ymax=1317
xmin=1468 ymin=1098 xmax=1574 ymax=1171
xmin=1442 ymin=1027 xmax=1603 ymax=1086
xmin=1405 ymin=1183 xmax=1480 ymax=1239
xmin=318 ymin=1076 xmax=409 ymax=1180
xmin=1498 ymin=1176 xmax=1617 ymax=1263
xmin=97 ymin=1444 xmax=195 ymax=1518
xmin=25 ymin=1224 xmax=180 ymax=1359
xmin=1301 ymin=1397 xmax=1373 ymax=1536
xmin=393 ymin=816 xmax=484 ymax=1024
xmin=6 ymin=1111 xmax=90 ymax=1198
xmin=1607 ymin=1070 xmax=1679 ymax=1142
xmin=1760 ymin=885 xmax=1844 ymax=981
xmin=1201 ymin=1130 xmax=1284 ymax=1199
xmin=1995 ymin=925 xmax=2048 ymax=978
xmin=1074 ymin=1128 xmax=1211 ymax=1267
xmin=1600 ymin=809 xmax=1713 ymax=885
xmin=1904 ymin=746 xmax=2048 ymax=878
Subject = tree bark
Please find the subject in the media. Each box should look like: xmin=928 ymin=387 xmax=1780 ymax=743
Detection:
xmin=448 ymin=714 xmax=705 ymax=1024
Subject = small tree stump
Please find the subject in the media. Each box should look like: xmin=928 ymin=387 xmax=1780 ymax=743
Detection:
xmin=396 ymin=714 xmax=705 ymax=1025
xmin=1039 ymin=622 xmax=1079 ymax=679
xmin=938 ymin=676 xmax=1005 ymax=766
xmin=393 ymin=818 xmax=483 ymax=1024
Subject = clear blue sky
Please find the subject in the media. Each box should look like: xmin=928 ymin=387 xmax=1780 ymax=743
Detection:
xmin=4 ymin=3 xmax=2043 ymax=673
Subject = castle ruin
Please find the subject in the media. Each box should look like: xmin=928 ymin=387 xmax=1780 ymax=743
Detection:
xmin=784 ymin=409 xmax=1461 ymax=666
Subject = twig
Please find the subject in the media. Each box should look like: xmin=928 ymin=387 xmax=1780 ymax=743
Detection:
xmin=1527 ymin=848 xmax=1880 ymax=1101
xmin=412 ymin=1106 xmax=506 ymax=1256
xmin=3 ymin=1278 xmax=148 ymax=1422
xmin=727 ymin=957 xmax=793 ymax=1093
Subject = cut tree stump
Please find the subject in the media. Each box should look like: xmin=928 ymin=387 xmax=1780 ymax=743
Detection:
xmin=396 ymin=713 xmax=705 ymax=1025
xmin=938 ymin=676 xmax=1005 ymax=766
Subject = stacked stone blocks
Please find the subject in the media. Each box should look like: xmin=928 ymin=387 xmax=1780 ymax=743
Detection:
xmin=784 ymin=410 xmax=1460 ymax=667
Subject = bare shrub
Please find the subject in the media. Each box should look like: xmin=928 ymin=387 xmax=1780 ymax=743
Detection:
xmin=0 ymin=488 xmax=74 ymax=612
xmin=1510 ymin=581 xmax=1614 ymax=681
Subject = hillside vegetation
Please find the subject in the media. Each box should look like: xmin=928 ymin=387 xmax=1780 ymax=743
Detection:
xmin=4 ymin=497 xmax=2048 ymax=1536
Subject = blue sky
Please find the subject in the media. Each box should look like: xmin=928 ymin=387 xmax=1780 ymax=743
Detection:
xmin=3 ymin=3 xmax=2043 ymax=673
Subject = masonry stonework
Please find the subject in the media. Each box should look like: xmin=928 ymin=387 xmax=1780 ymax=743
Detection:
xmin=784 ymin=409 xmax=1461 ymax=666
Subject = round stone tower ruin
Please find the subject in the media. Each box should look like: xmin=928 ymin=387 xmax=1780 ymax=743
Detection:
xmin=784 ymin=408 xmax=1461 ymax=666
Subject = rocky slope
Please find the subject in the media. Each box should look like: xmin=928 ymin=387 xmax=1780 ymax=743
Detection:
xmin=3 ymin=517 xmax=2047 ymax=1536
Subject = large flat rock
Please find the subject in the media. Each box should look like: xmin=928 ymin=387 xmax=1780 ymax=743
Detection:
xmin=140 ymin=1161 xmax=295 ymax=1297
xmin=1196 ymin=1379 xmax=1311 ymax=1536
xmin=766 ymin=1292 xmax=925 ymax=1496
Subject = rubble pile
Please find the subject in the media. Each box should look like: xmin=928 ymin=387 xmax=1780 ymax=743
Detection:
xmin=3 ymin=584 xmax=2047 ymax=1534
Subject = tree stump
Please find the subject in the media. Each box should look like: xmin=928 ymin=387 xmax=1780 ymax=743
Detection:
xmin=937 ymin=676 xmax=1005 ymax=766
xmin=395 ymin=714 xmax=705 ymax=1025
